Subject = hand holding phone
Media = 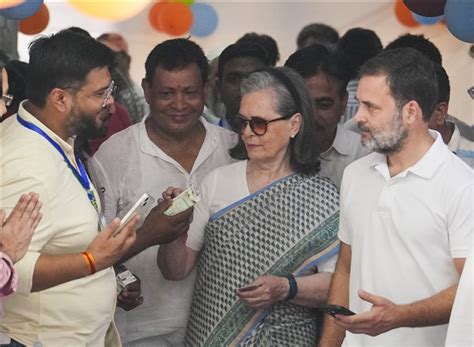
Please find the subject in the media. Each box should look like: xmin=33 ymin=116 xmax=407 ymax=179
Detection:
xmin=115 ymin=193 xmax=155 ymax=236
xmin=319 ymin=304 xmax=355 ymax=317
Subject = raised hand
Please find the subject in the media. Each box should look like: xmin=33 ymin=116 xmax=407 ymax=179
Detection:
xmin=86 ymin=216 xmax=139 ymax=272
xmin=139 ymin=199 xmax=193 ymax=246
xmin=0 ymin=193 xmax=42 ymax=263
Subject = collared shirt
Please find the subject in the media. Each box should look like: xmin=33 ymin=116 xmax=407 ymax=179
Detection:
xmin=1 ymin=102 xmax=117 ymax=346
xmin=319 ymin=124 xmax=371 ymax=190
xmin=445 ymin=244 xmax=473 ymax=346
xmin=89 ymin=116 xmax=237 ymax=344
xmin=218 ymin=115 xmax=233 ymax=131
xmin=339 ymin=130 xmax=474 ymax=346
xmin=202 ymin=105 xmax=221 ymax=125
xmin=341 ymin=79 xmax=359 ymax=124
xmin=447 ymin=121 xmax=474 ymax=168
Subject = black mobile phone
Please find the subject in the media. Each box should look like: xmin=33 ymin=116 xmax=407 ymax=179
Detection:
xmin=319 ymin=304 xmax=355 ymax=316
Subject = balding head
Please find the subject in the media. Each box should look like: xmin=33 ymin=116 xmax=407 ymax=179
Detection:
xmin=97 ymin=33 xmax=129 ymax=53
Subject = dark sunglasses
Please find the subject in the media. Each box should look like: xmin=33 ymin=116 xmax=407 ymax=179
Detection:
xmin=231 ymin=115 xmax=291 ymax=136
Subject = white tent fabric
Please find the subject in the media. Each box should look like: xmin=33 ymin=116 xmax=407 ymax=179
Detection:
xmin=18 ymin=1 xmax=473 ymax=125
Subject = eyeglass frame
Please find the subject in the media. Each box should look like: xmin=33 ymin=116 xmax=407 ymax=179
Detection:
xmin=2 ymin=93 xmax=13 ymax=107
xmin=65 ymin=80 xmax=116 ymax=109
xmin=100 ymin=80 xmax=116 ymax=108
xmin=231 ymin=114 xmax=294 ymax=136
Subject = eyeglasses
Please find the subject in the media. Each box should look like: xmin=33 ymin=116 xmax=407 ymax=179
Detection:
xmin=2 ymin=94 xmax=13 ymax=107
xmin=67 ymin=80 xmax=117 ymax=109
xmin=231 ymin=115 xmax=291 ymax=136
xmin=101 ymin=80 xmax=117 ymax=108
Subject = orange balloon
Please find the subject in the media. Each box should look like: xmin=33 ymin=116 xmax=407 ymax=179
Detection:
xmin=395 ymin=0 xmax=420 ymax=27
xmin=0 ymin=0 xmax=24 ymax=10
xmin=158 ymin=2 xmax=193 ymax=36
xmin=19 ymin=3 xmax=49 ymax=35
xmin=149 ymin=1 xmax=170 ymax=32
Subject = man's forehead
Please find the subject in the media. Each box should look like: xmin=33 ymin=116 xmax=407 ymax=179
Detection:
xmin=359 ymin=74 xmax=388 ymax=89
xmin=305 ymin=73 xmax=341 ymax=94
xmin=357 ymin=74 xmax=392 ymax=101
xmin=152 ymin=64 xmax=204 ymax=86
xmin=83 ymin=67 xmax=112 ymax=89
xmin=153 ymin=64 xmax=200 ymax=77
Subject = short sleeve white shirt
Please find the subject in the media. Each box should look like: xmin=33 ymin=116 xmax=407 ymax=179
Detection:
xmin=89 ymin=117 xmax=237 ymax=343
xmin=339 ymin=130 xmax=474 ymax=346
xmin=1 ymin=103 xmax=116 ymax=346
xmin=445 ymin=244 xmax=474 ymax=346
xmin=319 ymin=124 xmax=371 ymax=190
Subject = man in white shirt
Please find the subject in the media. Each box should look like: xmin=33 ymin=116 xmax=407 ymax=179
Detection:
xmin=429 ymin=64 xmax=474 ymax=168
xmin=384 ymin=33 xmax=474 ymax=143
xmin=0 ymin=30 xmax=142 ymax=346
xmin=285 ymin=44 xmax=369 ymax=189
xmin=320 ymin=48 xmax=473 ymax=346
xmin=90 ymin=39 xmax=237 ymax=346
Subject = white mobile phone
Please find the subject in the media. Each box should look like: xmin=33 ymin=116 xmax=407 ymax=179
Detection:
xmin=115 ymin=193 xmax=155 ymax=236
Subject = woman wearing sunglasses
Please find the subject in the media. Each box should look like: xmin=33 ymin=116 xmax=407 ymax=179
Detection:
xmin=158 ymin=67 xmax=340 ymax=346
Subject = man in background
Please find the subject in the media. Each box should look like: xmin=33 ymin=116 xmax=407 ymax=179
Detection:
xmin=90 ymin=38 xmax=237 ymax=346
xmin=285 ymin=44 xmax=369 ymax=189
xmin=428 ymin=65 xmax=474 ymax=168
xmin=296 ymin=23 xmax=339 ymax=50
xmin=337 ymin=27 xmax=383 ymax=124
xmin=216 ymin=42 xmax=270 ymax=130
xmin=385 ymin=33 xmax=474 ymax=142
xmin=97 ymin=32 xmax=149 ymax=123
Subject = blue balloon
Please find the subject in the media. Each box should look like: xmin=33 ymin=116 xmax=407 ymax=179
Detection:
xmin=413 ymin=13 xmax=443 ymax=25
xmin=445 ymin=0 xmax=474 ymax=43
xmin=190 ymin=3 xmax=218 ymax=37
xmin=0 ymin=0 xmax=43 ymax=20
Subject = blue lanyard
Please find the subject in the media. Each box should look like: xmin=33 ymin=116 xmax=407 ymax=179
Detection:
xmin=17 ymin=115 xmax=99 ymax=212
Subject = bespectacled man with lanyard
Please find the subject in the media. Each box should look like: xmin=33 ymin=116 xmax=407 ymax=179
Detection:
xmin=0 ymin=30 xmax=192 ymax=347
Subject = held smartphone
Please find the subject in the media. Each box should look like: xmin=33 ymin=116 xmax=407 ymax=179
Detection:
xmin=319 ymin=304 xmax=355 ymax=317
xmin=114 ymin=193 xmax=155 ymax=236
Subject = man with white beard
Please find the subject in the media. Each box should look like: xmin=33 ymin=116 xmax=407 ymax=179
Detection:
xmin=319 ymin=48 xmax=474 ymax=347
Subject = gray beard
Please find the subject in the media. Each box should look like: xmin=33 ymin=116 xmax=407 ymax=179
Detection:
xmin=359 ymin=110 xmax=408 ymax=154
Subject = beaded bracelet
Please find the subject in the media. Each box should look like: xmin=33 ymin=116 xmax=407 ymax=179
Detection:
xmin=81 ymin=251 xmax=96 ymax=275
xmin=285 ymin=273 xmax=298 ymax=301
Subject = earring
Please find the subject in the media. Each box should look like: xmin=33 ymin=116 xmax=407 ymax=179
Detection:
xmin=290 ymin=134 xmax=296 ymax=138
